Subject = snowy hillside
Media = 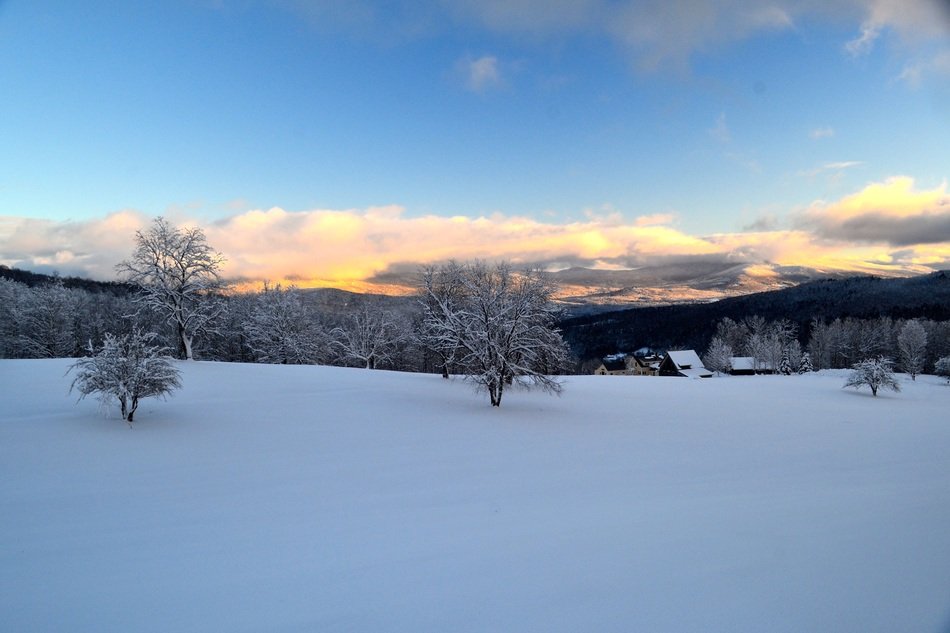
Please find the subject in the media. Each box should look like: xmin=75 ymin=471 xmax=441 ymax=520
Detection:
xmin=2 ymin=360 xmax=949 ymax=633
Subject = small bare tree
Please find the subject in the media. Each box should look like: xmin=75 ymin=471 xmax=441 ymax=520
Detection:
xmin=844 ymin=356 xmax=900 ymax=397
xmin=69 ymin=329 xmax=182 ymax=424
xmin=117 ymin=217 xmax=225 ymax=360
xmin=421 ymin=261 xmax=570 ymax=407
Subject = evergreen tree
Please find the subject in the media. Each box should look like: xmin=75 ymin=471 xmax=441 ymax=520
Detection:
xmin=779 ymin=347 xmax=792 ymax=375
xmin=798 ymin=352 xmax=814 ymax=374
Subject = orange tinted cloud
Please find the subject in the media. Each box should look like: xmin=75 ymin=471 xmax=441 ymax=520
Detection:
xmin=798 ymin=176 xmax=950 ymax=246
xmin=1 ymin=177 xmax=946 ymax=286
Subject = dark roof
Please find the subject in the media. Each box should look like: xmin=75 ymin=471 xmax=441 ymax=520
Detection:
xmin=601 ymin=359 xmax=627 ymax=372
xmin=631 ymin=355 xmax=662 ymax=368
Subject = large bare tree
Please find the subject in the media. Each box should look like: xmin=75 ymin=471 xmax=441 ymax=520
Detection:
xmin=421 ymin=261 xmax=570 ymax=407
xmin=117 ymin=217 xmax=225 ymax=360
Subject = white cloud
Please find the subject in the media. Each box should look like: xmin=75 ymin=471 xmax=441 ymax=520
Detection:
xmin=709 ymin=112 xmax=731 ymax=143
xmin=845 ymin=20 xmax=882 ymax=57
xmin=800 ymin=161 xmax=864 ymax=178
xmin=809 ymin=126 xmax=835 ymax=139
xmin=458 ymin=55 xmax=502 ymax=93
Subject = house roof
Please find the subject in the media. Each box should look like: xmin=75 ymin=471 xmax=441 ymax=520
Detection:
xmin=666 ymin=350 xmax=705 ymax=370
xmin=631 ymin=355 xmax=661 ymax=368
xmin=679 ymin=367 xmax=713 ymax=379
xmin=600 ymin=359 xmax=627 ymax=372
xmin=730 ymin=356 xmax=774 ymax=370
xmin=730 ymin=357 xmax=756 ymax=371
xmin=664 ymin=350 xmax=712 ymax=378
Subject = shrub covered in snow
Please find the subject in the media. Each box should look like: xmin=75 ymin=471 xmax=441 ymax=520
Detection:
xmin=69 ymin=329 xmax=182 ymax=424
xmin=843 ymin=356 xmax=900 ymax=397
xmin=935 ymin=356 xmax=950 ymax=383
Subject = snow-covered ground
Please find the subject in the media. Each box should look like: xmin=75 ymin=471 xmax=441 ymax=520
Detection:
xmin=2 ymin=359 xmax=949 ymax=633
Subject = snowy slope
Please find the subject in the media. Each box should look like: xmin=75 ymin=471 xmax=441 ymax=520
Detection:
xmin=2 ymin=360 xmax=949 ymax=633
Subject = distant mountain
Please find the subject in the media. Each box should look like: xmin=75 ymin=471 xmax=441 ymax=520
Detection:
xmin=366 ymin=261 xmax=911 ymax=314
xmin=560 ymin=271 xmax=950 ymax=361
xmin=547 ymin=262 xmax=902 ymax=314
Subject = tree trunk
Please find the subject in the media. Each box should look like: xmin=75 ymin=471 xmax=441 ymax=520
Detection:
xmin=127 ymin=396 xmax=139 ymax=422
xmin=490 ymin=377 xmax=504 ymax=407
xmin=181 ymin=328 xmax=194 ymax=361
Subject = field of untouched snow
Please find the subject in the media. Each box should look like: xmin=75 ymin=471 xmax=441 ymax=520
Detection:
xmin=2 ymin=359 xmax=949 ymax=633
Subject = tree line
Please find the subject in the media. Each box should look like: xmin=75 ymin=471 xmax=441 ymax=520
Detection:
xmin=3 ymin=218 xmax=570 ymax=408
xmin=701 ymin=314 xmax=950 ymax=378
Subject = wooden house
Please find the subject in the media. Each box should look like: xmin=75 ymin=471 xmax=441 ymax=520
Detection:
xmin=595 ymin=358 xmax=630 ymax=375
xmin=627 ymin=354 xmax=661 ymax=376
xmin=658 ymin=350 xmax=712 ymax=378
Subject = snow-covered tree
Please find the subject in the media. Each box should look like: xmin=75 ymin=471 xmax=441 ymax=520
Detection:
xmin=785 ymin=339 xmax=803 ymax=373
xmin=0 ymin=278 xmax=29 ymax=358
xmin=935 ymin=356 xmax=950 ymax=383
xmin=421 ymin=261 xmax=570 ymax=407
xmin=16 ymin=281 xmax=83 ymax=358
xmin=807 ymin=317 xmax=832 ymax=370
xmin=843 ymin=356 xmax=900 ymax=397
xmin=330 ymin=303 xmax=405 ymax=369
xmin=713 ymin=317 xmax=748 ymax=356
xmin=703 ymin=337 xmax=733 ymax=376
xmin=779 ymin=347 xmax=793 ymax=375
xmin=798 ymin=352 xmax=813 ymax=374
xmin=418 ymin=266 xmax=468 ymax=379
xmin=116 ymin=217 xmax=226 ymax=360
xmin=69 ymin=329 xmax=182 ymax=424
xmin=243 ymin=283 xmax=323 ymax=364
xmin=897 ymin=319 xmax=927 ymax=381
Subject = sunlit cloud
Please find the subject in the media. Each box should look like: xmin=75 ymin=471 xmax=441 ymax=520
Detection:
xmin=798 ymin=176 xmax=950 ymax=246
xmin=800 ymin=161 xmax=865 ymax=178
xmin=1 ymin=177 xmax=946 ymax=289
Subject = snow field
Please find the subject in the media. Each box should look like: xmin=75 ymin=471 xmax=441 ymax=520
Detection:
xmin=1 ymin=359 xmax=949 ymax=632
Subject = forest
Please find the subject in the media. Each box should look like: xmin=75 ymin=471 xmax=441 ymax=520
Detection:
xmin=3 ymin=259 xmax=950 ymax=377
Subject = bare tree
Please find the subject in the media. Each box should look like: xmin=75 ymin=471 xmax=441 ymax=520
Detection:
xmin=713 ymin=317 xmax=748 ymax=355
xmin=844 ymin=357 xmax=900 ymax=397
xmin=897 ymin=319 xmax=927 ymax=380
xmin=116 ymin=217 xmax=225 ymax=360
xmin=16 ymin=281 xmax=83 ymax=358
xmin=807 ymin=317 xmax=832 ymax=370
xmin=703 ymin=336 xmax=733 ymax=376
xmin=421 ymin=261 xmax=570 ymax=407
xmin=69 ymin=329 xmax=182 ymax=424
xmin=330 ymin=303 xmax=405 ymax=369
xmin=244 ymin=283 xmax=324 ymax=364
xmin=743 ymin=316 xmax=771 ymax=373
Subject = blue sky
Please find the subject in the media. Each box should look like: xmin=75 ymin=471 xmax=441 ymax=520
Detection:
xmin=1 ymin=0 xmax=948 ymax=284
